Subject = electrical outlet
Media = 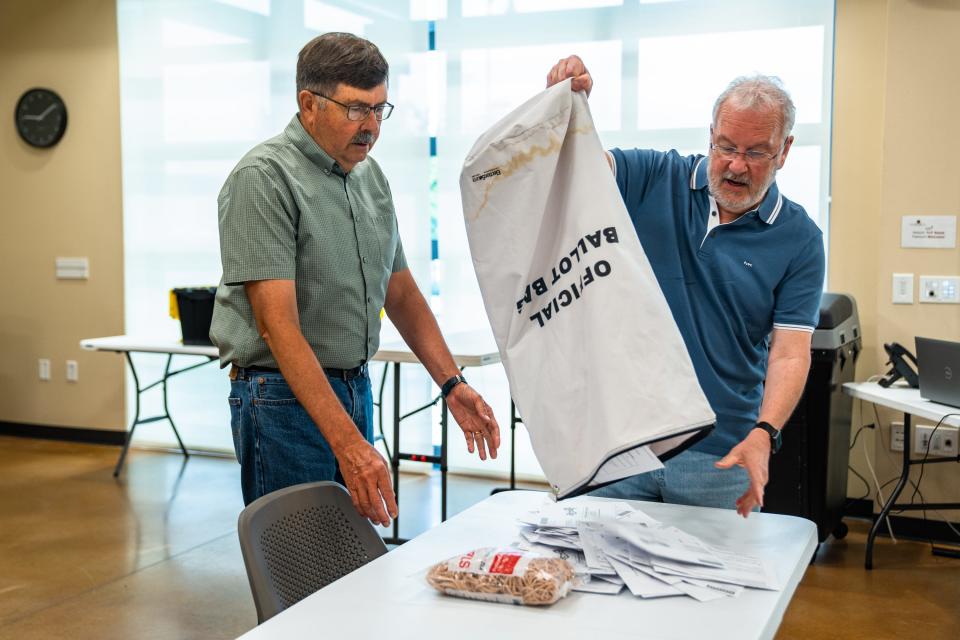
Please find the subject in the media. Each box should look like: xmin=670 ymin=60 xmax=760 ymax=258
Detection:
xmin=66 ymin=360 xmax=79 ymax=382
xmin=914 ymin=424 xmax=960 ymax=456
xmin=890 ymin=421 xmax=904 ymax=452
xmin=941 ymin=428 xmax=960 ymax=457
xmin=38 ymin=358 xmax=51 ymax=381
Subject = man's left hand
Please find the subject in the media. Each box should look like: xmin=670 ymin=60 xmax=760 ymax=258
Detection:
xmin=714 ymin=428 xmax=771 ymax=518
xmin=446 ymin=383 xmax=500 ymax=460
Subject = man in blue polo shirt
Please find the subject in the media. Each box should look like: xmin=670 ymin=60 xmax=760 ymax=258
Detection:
xmin=546 ymin=57 xmax=825 ymax=517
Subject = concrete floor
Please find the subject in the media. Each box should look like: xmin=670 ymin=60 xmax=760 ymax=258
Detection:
xmin=0 ymin=435 xmax=958 ymax=639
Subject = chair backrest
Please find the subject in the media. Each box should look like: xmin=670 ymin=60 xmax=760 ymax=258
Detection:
xmin=237 ymin=481 xmax=388 ymax=623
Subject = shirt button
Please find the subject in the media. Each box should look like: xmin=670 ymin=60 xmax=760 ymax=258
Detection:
xmin=367 ymin=297 xmax=372 ymax=303
xmin=362 ymin=256 xmax=368 ymax=263
xmin=711 ymin=211 xmax=717 ymax=216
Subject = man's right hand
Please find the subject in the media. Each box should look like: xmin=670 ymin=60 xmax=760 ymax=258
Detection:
xmin=546 ymin=55 xmax=593 ymax=96
xmin=336 ymin=438 xmax=397 ymax=527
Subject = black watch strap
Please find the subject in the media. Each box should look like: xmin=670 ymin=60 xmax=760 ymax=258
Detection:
xmin=441 ymin=374 xmax=467 ymax=398
xmin=754 ymin=421 xmax=782 ymax=454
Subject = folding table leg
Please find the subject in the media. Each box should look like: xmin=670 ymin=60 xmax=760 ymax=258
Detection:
xmin=391 ymin=362 xmax=402 ymax=543
xmin=865 ymin=413 xmax=912 ymax=569
xmin=113 ymin=351 xmax=143 ymax=477
xmin=441 ymin=399 xmax=448 ymax=521
xmin=161 ymin=354 xmax=189 ymax=458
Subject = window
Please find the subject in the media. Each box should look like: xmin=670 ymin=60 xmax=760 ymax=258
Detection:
xmin=118 ymin=0 xmax=835 ymax=479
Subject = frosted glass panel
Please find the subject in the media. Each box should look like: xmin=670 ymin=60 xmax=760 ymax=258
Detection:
xmin=637 ymin=26 xmax=824 ymax=131
xmin=463 ymin=0 xmax=622 ymax=16
xmin=460 ymin=40 xmax=621 ymax=133
xmin=118 ymin=0 xmax=835 ymax=482
xmin=162 ymin=62 xmax=271 ymax=143
xmin=118 ymin=0 xmax=430 ymax=453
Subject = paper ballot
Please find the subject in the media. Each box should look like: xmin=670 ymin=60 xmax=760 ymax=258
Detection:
xmin=460 ymin=79 xmax=715 ymax=498
xmin=517 ymin=498 xmax=780 ymax=603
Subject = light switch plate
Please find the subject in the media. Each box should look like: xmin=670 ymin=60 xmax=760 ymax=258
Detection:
xmin=56 ymin=257 xmax=89 ymax=280
xmin=66 ymin=360 xmax=79 ymax=382
xmin=892 ymin=273 xmax=913 ymax=304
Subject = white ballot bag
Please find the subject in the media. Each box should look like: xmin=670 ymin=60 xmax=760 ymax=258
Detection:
xmin=460 ymin=80 xmax=715 ymax=499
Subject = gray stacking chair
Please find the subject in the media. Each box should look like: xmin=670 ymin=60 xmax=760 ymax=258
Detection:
xmin=237 ymin=481 xmax=388 ymax=623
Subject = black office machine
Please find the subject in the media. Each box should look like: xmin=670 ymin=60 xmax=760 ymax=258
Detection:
xmin=766 ymin=292 xmax=861 ymax=545
xmin=878 ymin=342 xmax=919 ymax=388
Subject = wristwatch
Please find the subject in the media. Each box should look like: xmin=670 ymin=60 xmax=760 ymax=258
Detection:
xmin=753 ymin=421 xmax=782 ymax=454
xmin=441 ymin=374 xmax=467 ymax=398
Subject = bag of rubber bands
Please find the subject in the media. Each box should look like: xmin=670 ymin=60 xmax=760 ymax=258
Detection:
xmin=426 ymin=548 xmax=576 ymax=606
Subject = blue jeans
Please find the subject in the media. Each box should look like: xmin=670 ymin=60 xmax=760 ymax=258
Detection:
xmin=228 ymin=367 xmax=373 ymax=506
xmin=589 ymin=449 xmax=751 ymax=511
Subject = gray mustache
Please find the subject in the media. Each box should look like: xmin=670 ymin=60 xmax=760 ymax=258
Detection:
xmin=352 ymin=131 xmax=375 ymax=144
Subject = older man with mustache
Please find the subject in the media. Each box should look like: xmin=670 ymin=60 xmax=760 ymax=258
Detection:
xmin=547 ymin=57 xmax=825 ymax=518
xmin=211 ymin=33 xmax=500 ymax=525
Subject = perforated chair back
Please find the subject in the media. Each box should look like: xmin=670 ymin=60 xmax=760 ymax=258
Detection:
xmin=237 ymin=481 xmax=388 ymax=623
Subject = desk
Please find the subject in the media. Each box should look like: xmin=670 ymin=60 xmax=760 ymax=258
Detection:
xmin=80 ymin=333 xmax=509 ymax=533
xmin=236 ymin=491 xmax=817 ymax=640
xmin=842 ymin=381 xmax=960 ymax=569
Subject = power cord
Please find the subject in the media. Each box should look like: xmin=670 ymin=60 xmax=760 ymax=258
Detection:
xmin=856 ymin=397 xmax=897 ymax=542
xmin=845 ymin=423 xmax=872 ymax=505
xmin=852 ymin=378 xmax=960 ymax=545
xmin=862 ymin=425 xmax=897 ymax=543
xmin=903 ymin=412 xmax=960 ymax=548
xmin=846 ymin=465 xmax=872 ymax=504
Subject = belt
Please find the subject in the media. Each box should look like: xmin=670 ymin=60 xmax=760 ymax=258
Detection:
xmin=232 ymin=364 xmax=368 ymax=381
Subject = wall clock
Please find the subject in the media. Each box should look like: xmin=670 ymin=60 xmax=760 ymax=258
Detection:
xmin=15 ymin=88 xmax=68 ymax=148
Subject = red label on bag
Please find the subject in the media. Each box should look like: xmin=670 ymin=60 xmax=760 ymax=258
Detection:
xmin=488 ymin=553 xmax=522 ymax=574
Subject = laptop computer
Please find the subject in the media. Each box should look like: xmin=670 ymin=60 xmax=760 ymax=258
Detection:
xmin=916 ymin=336 xmax=960 ymax=408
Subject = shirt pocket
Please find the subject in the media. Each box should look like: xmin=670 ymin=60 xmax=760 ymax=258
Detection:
xmin=372 ymin=212 xmax=399 ymax=272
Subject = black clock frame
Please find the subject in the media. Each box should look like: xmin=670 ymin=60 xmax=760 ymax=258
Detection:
xmin=15 ymin=87 xmax=68 ymax=148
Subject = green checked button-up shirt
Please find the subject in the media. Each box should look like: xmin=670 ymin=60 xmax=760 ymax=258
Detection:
xmin=210 ymin=115 xmax=407 ymax=369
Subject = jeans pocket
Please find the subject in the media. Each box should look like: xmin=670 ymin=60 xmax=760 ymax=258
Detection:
xmin=228 ymin=396 xmax=242 ymax=463
xmin=254 ymin=375 xmax=298 ymax=403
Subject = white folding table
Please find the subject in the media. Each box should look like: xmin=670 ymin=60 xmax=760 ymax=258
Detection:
xmin=236 ymin=490 xmax=818 ymax=640
xmin=80 ymin=333 xmax=511 ymax=535
xmin=80 ymin=336 xmax=219 ymax=476
xmin=842 ymin=381 xmax=960 ymax=568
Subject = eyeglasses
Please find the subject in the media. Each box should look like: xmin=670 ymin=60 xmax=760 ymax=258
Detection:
xmin=709 ymin=142 xmax=782 ymax=164
xmin=311 ymin=91 xmax=394 ymax=121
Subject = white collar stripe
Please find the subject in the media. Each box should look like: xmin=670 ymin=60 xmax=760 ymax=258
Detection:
xmin=690 ymin=157 xmax=705 ymax=190
xmin=766 ymin=192 xmax=783 ymax=225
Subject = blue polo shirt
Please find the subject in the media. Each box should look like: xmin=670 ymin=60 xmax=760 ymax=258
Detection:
xmin=612 ymin=148 xmax=825 ymax=456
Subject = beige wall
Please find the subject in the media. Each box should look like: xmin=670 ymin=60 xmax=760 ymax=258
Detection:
xmin=0 ymin=0 xmax=125 ymax=431
xmin=832 ymin=0 xmax=960 ymax=520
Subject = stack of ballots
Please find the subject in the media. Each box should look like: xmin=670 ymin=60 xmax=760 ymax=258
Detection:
xmin=514 ymin=500 xmax=780 ymax=602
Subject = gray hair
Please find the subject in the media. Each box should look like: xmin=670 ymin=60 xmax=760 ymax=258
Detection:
xmin=296 ymin=32 xmax=389 ymax=100
xmin=712 ymin=74 xmax=796 ymax=140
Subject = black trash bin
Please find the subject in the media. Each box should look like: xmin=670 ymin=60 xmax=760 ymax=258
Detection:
xmin=172 ymin=287 xmax=217 ymax=346
xmin=765 ymin=292 xmax=861 ymax=543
